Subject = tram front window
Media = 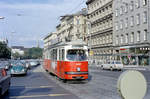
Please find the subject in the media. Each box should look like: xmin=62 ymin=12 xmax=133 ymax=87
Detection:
xmin=67 ymin=49 xmax=87 ymax=61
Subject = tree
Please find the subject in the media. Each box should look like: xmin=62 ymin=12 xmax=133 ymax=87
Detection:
xmin=0 ymin=42 xmax=11 ymax=59
xmin=12 ymin=52 xmax=21 ymax=59
xmin=23 ymin=47 xmax=43 ymax=59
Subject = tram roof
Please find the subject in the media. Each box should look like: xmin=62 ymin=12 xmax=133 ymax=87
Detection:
xmin=48 ymin=39 xmax=87 ymax=49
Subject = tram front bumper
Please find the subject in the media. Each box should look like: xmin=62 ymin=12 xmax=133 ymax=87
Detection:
xmin=65 ymin=72 xmax=88 ymax=80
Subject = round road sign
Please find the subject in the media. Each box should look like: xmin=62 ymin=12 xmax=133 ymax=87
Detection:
xmin=117 ymin=70 xmax=147 ymax=99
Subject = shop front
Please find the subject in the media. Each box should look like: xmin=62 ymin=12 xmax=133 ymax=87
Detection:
xmin=116 ymin=46 xmax=150 ymax=66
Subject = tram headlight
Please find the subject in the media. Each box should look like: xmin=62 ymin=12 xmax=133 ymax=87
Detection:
xmin=77 ymin=67 xmax=80 ymax=72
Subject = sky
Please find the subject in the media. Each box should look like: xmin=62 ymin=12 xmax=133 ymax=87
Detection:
xmin=0 ymin=0 xmax=86 ymax=48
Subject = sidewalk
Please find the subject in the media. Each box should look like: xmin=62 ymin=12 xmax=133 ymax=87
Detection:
xmin=88 ymin=64 xmax=150 ymax=71
xmin=123 ymin=65 xmax=150 ymax=71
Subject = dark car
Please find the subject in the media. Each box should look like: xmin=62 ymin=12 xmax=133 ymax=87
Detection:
xmin=0 ymin=68 xmax=11 ymax=96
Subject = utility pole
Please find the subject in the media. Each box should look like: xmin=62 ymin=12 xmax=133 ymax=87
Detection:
xmin=147 ymin=0 xmax=150 ymax=66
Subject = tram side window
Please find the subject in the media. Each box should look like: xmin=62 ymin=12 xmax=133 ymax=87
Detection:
xmin=54 ymin=49 xmax=57 ymax=60
xmin=62 ymin=49 xmax=64 ymax=60
xmin=50 ymin=50 xmax=52 ymax=60
xmin=48 ymin=50 xmax=51 ymax=59
xmin=51 ymin=49 xmax=57 ymax=61
xmin=59 ymin=49 xmax=61 ymax=60
xmin=58 ymin=49 xmax=64 ymax=61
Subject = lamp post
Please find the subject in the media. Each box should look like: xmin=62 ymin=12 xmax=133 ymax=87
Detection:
xmin=10 ymin=31 xmax=15 ymax=59
xmin=0 ymin=16 xmax=4 ymax=19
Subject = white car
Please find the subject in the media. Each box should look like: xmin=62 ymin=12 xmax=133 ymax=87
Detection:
xmin=101 ymin=61 xmax=123 ymax=71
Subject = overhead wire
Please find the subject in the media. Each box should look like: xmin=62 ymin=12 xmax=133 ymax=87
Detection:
xmin=68 ymin=0 xmax=87 ymax=14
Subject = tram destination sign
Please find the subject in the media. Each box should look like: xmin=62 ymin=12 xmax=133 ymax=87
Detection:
xmin=72 ymin=45 xmax=84 ymax=49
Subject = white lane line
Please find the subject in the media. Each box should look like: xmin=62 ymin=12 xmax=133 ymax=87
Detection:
xmin=10 ymin=94 xmax=70 ymax=99
xmin=10 ymin=86 xmax=54 ymax=89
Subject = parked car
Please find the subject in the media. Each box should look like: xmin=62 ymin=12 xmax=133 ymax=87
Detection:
xmin=20 ymin=60 xmax=30 ymax=69
xmin=25 ymin=61 xmax=31 ymax=69
xmin=101 ymin=61 xmax=123 ymax=71
xmin=10 ymin=62 xmax=27 ymax=76
xmin=4 ymin=62 xmax=11 ymax=71
xmin=28 ymin=60 xmax=40 ymax=67
xmin=0 ymin=68 xmax=11 ymax=96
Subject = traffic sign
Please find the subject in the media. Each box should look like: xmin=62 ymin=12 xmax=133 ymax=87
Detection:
xmin=89 ymin=51 xmax=94 ymax=56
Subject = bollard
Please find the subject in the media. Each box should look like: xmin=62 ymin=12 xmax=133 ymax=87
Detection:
xmin=117 ymin=70 xmax=147 ymax=99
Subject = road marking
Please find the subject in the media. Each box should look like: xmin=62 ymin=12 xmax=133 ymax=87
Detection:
xmin=26 ymin=85 xmax=54 ymax=89
xmin=10 ymin=94 xmax=70 ymax=98
xmin=10 ymin=86 xmax=54 ymax=89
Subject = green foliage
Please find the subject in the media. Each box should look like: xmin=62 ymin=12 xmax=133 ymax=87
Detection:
xmin=0 ymin=42 xmax=11 ymax=59
xmin=24 ymin=47 xmax=43 ymax=59
xmin=12 ymin=52 xmax=21 ymax=59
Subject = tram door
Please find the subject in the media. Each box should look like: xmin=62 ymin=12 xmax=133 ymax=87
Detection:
xmin=59 ymin=49 xmax=65 ymax=78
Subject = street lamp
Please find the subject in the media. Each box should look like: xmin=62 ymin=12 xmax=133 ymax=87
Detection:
xmin=10 ymin=31 xmax=15 ymax=59
xmin=0 ymin=16 xmax=5 ymax=19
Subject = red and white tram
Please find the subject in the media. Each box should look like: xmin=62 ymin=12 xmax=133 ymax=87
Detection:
xmin=43 ymin=40 xmax=88 ymax=81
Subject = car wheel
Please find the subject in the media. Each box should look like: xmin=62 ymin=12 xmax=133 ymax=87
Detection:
xmin=101 ymin=66 xmax=103 ymax=70
xmin=62 ymin=79 xmax=67 ymax=83
xmin=110 ymin=67 xmax=113 ymax=71
xmin=0 ymin=88 xmax=2 ymax=97
xmin=5 ymin=89 xmax=9 ymax=95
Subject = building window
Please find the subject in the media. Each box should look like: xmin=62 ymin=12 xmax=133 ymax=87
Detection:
xmin=136 ymin=0 xmax=140 ymax=8
xmin=144 ymin=29 xmax=147 ymax=41
xmin=136 ymin=14 xmax=140 ymax=25
xmin=130 ymin=1 xmax=134 ymax=11
xmin=131 ymin=32 xmax=134 ymax=43
xmin=115 ymin=22 xmax=119 ymax=30
xmin=120 ymin=6 xmax=123 ymax=15
xmin=130 ymin=16 xmax=134 ymax=26
xmin=115 ymin=9 xmax=118 ymax=16
xmin=120 ymin=20 xmax=123 ymax=29
xmin=121 ymin=35 xmax=124 ymax=44
xmin=137 ymin=31 xmax=140 ymax=42
xmin=124 ymin=4 xmax=128 ymax=13
xmin=143 ymin=0 xmax=147 ymax=5
xmin=125 ymin=18 xmax=128 ymax=28
xmin=125 ymin=34 xmax=129 ymax=43
xmin=116 ymin=36 xmax=119 ymax=45
xmin=143 ymin=11 xmax=147 ymax=23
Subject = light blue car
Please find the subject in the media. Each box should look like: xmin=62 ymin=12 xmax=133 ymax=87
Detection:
xmin=10 ymin=62 xmax=27 ymax=76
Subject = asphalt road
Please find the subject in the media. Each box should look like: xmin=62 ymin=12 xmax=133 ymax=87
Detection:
xmin=43 ymin=67 xmax=150 ymax=99
xmin=2 ymin=66 xmax=79 ymax=99
xmin=1 ymin=65 xmax=150 ymax=99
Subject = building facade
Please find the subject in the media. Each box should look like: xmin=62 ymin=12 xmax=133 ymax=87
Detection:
xmin=86 ymin=0 xmax=113 ymax=62
xmin=113 ymin=0 xmax=150 ymax=65
xmin=11 ymin=46 xmax=25 ymax=55
xmin=43 ymin=32 xmax=57 ymax=59
xmin=43 ymin=32 xmax=57 ymax=50
xmin=56 ymin=8 xmax=87 ymax=42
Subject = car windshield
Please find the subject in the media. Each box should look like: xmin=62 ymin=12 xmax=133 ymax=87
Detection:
xmin=67 ymin=49 xmax=87 ymax=61
xmin=11 ymin=61 xmax=24 ymax=66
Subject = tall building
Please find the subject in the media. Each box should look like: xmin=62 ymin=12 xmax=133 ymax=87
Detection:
xmin=43 ymin=32 xmax=57 ymax=59
xmin=86 ymin=0 xmax=113 ymax=61
xmin=56 ymin=8 xmax=87 ymax=42
xmin=113 ymin=0 xmax=150 ymax=66
xmin=43 ymin=32 xmax=57 ymax=50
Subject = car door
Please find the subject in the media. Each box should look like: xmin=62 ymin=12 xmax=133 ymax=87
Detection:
xmin=0 ymin=68 xmax=4 ymax=95
xmin=0 ymin=69 xmax=10 ymax=95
